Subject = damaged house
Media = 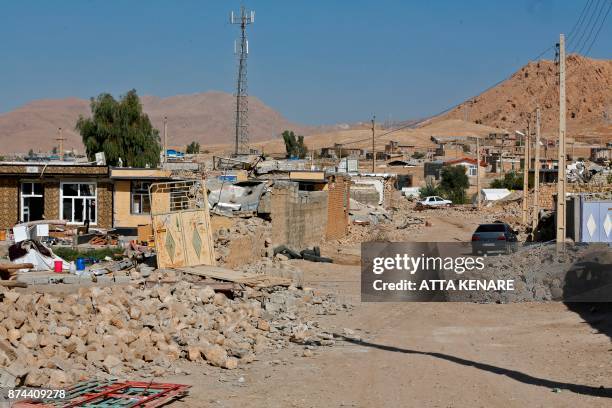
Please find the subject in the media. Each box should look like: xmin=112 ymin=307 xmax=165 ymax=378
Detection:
xmin=0 ymin=162 xmax=112 ymax=229
xmin=0 ymin=163 xmax=177 ymax=234
xmin=268 ymin=173 xmax=351 ymax=249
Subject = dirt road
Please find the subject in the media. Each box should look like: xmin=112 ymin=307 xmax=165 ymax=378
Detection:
xmin=164 ymin=258 xmax=611 ymax=407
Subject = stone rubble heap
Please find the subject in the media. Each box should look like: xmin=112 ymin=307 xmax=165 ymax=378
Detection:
xmin=0 ymin=280 xmax=348 ymax=389
xmin=213 ymin=217 xmax=273 ymax=265
xmin=445 ymin=243 xmax=612 ymax=303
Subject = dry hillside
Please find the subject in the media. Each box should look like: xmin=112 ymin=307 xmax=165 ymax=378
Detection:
xmin=0 ymin=92 xmax=314 ymax=154
xmin=243 ymin=119 xmax=503 ymax=156
xmin=432 ymin=55 xmax=612 ymax=142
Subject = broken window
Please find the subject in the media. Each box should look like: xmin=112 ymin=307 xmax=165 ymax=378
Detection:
xmin=60 ymin=182 xmax=97 ymax=224
xmin=131 ymin=181 xmax=152 ymax=214
xmin=20 ymin=182 xmax=44 ymax=222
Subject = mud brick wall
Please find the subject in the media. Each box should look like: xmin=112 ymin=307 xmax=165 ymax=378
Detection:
xmin=43 ymin=182 xmax=60 ymax=221
xmin=383 ymin=176 xmax=397 ymax=209
xmin=271 ymin=181 xmax=328 ymax=250
xmin=538 ymin=183 xmax=612 ymax=210
xmin=0 ymin=179 xmax=19 ymax=229
xmin=97 ymin=182 xmax=113 ymax=229
xmin=326 ymin=175 xmax=350 ymax=240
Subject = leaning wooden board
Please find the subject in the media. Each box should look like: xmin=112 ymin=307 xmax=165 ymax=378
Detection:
xmin=178 ymin=265 xmax=291 ymax=288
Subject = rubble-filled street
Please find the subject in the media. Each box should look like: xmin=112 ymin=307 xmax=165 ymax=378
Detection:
xmin=1 ymin=196 xmax=610 ymax=407
xmin=1 ymin=3 xmax=611 ymax=407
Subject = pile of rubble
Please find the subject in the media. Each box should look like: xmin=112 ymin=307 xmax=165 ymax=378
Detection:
xmin=213 ymin=217 xmax=273 ymax=265
xmin=446 ymin=243 xmax=612 ymax=303
xmin=0 ymin=279 xmax=349 ymax=389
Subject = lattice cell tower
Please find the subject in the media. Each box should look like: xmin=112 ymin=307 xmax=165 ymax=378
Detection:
xmin=230 ymin=6 xmax=254 ymax=156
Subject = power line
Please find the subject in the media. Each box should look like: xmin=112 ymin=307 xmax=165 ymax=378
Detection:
xmin=341 ymin=121 xmax=418 ymax=146
xmin=583 ymin=0 xmax=612 ymax=56
xmin=567 ymin=0 xmax=595 ymax=48
xmin=571 ymin=0 xmax=603 ymax=54
xmin=576 ymin=0 xmax=609 ymax=55
xmin=337 ymin=2 xmax=598 ymax=149
xmin=567 ymin=0 xmax=592 ymax=40
xmin=339 ymin=45 xmax=556 ymax=148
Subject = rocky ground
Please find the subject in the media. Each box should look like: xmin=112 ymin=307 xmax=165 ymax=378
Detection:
xmin=160 ymin=261 xmax=612 ymax=408
xmin=0 ymin=268 xmax=351 ymax=389
xmin=1 ymin=202 xmax=610 ymax=407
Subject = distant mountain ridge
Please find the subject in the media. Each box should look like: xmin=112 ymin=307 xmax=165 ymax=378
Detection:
xmin=0 ymin=91 xmax=316 ymax=154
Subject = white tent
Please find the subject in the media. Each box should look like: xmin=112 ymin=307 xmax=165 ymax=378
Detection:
xmin=480 ymin=188 xmax=512 ymax=202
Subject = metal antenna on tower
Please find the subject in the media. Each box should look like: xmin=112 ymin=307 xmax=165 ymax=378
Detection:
xmin=230 ymin=6 xmax=255 ymax=156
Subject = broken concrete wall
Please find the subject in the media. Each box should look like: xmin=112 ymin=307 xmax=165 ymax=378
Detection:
xmin=212 ymin=216 xmax=272 ymax=268
xmin=326 ymin=175 xmax=350 ymax=240
xmin=350 ymin=185 xmax=379 ymax=206
xmin=351 ymin=176 xmax=397 ymax=209
xmin=271 ymin=181 xmax=328 ymax=249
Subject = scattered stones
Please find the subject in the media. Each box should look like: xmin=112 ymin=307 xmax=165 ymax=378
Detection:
xmin=0 ymin=276 xmax=347 ymax=388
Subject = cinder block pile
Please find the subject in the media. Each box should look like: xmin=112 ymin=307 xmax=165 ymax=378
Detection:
xmin=0 ymin=280 xmax=346 ymax=388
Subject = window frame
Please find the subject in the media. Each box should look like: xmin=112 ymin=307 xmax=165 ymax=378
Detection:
xmin=468 ymin=164 xmax=478 ymax=177
xmin=130 ymin=180 xmax=152 ymax=215
xmin=20 ymin=181 xmax=44 ymax=223
xmin=59 ymin=181 xmax=97 ymax=225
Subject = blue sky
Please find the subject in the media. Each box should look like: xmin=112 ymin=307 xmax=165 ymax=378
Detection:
xmin=0 ymin=0 xmax=609 ymax=124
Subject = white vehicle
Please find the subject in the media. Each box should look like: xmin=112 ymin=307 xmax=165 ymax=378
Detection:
xmin=417 ymin=196 xmax=452 ymax=208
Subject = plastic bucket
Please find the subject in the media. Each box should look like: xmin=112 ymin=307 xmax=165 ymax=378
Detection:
xmin=54 ymin=260 xmax=63 ymax=273
xmin=75 ymin=258 xmax=86 ymax=271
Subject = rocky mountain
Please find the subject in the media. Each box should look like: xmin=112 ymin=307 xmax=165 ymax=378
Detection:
xmin=430 ymin=55 xmax=612 ymax=142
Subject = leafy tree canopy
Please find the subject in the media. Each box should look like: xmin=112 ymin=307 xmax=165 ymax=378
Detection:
xmin=282 ymin=130 xmax=308 ymax=159
xmin=186 ymin=141 xmax=201 ymax=154
xmin=76 ymin=89 xmax=161 ymax=167
xmin=439 ymin=165 xmax=470 ymax=204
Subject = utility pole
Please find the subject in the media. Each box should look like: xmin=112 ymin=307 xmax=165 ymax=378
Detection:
xmin=500 ymin=134 xmax=505 ymax=175
xmin=476 ymin=136 xmax=481 ymax=209
xmin=163 ymin=116 xmax=168 ymax=164
xmin=230 ymin=6 xmax=255 ymax=156
xmin=556 ymin=34 xmax=567 ymax=244
xmin=532 ymin=107 xmax=541 ymax=232
xmin=522 ymin=123 xmax=530 ymax=225
xmin=55 ymin=127 xmax=65 ymax=161
xmin=371 ymin=115 xmax=376 ymax=172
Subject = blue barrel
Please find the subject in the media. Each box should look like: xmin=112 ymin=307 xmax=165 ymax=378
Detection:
xmin=75 ymin=258 xmax=86 ymax=271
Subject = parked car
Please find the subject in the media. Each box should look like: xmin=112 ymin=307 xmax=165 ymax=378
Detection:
xmin=471 ymin=222 xmax=518 ymax=255
xmin=416 ymin=196 xmax=452 ymax=208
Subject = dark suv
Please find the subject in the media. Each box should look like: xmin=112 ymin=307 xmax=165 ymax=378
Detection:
xmin=471 ymin=222 xmax=518 ymax=255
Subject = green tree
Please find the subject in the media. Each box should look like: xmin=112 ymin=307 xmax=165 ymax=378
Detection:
xmin=51 ymin=146 xmax=58 ymax=155
xmin=282 ymin=130 xmax=308 ymax=159
xmin=186 ymin=141 xmax=200 ymax=154
xmin=28 ymin=149 xmax=34 ymax=157
xmin=76 ymin=89 xmax=161 ymax=167
xmin=439 ymin=165 xmax=469 ymax=204
xmin=419 ymin=179 xmax=440 ymax=197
